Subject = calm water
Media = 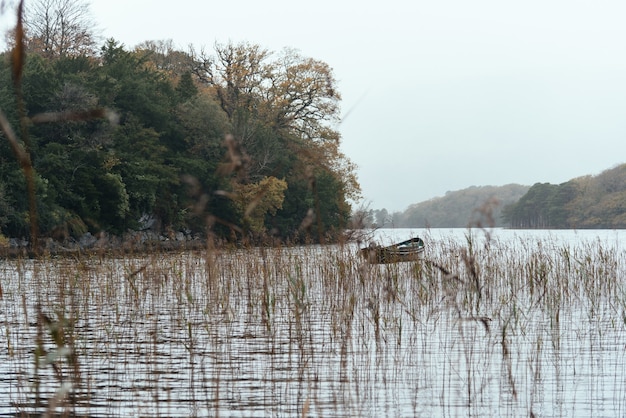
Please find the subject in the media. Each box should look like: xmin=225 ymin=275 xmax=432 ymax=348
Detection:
xmin=1 ymin=228 xmax=626 ymax=417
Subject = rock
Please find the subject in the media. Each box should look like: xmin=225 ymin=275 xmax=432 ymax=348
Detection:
xmin=78 ymin=232 xmax=98 ymax=248
xmin=9 ymin=238 xmax=29 ymax=248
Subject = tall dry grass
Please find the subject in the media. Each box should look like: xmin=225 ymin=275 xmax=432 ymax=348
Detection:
xmin=2 ymin=228 xmax=626 ymax=416
xmin=1 ymin=4 xmax=625 ymax=416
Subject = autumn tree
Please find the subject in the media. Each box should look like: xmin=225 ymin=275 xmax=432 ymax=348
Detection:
xmin=264 ymin=48 xmax=340 ymax=141
xmin=0 ymin=33 xmax=358 ymax=243
xmin=196 ymin=42 xmax=275 ymax=179
xmin=23 ymin=0 xmax=97 ymax=58
xmin=232 ymin=176 xmax=288 ymax=235
xmin=191 ymin=42 xmax=359 ymax=240
xmin=135 ymin=39 xmax=196 ymax=80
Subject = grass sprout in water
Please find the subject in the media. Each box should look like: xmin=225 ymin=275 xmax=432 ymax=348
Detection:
xmin=1 ymin=229 xmax=626 ymax=416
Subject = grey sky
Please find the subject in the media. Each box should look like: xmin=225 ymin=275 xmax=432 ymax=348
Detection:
xmin=3 ymin=0 xmax=626 ymax=212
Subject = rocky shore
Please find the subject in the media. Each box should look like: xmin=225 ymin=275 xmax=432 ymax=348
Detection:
xmin=1 ymin=229 xmax=208 ymax=258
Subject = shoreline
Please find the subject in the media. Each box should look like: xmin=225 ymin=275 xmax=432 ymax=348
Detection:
xmin=0 ymin=230 xmax=209 ymax=259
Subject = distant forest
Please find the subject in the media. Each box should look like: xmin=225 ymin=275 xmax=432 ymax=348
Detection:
xmin=363 ymin=184 xmax=529 ymax=228
xmin=0 ymin=1 xmax=360 ymax=245
xmin=362 ymin=163 xmax=626 ymax=229
xmin=503 ymin=164 xmax=626 ymax=229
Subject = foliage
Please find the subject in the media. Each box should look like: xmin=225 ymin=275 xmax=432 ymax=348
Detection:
xmin=393 ymin=184 xmax=529 ymax=228
xmin=188 ymin=41 xmax=356 ymax=241
xmin=0 ymin=14 xmax=358 ymax=244
xmin=232 ymin=176 xmax=288 ymax=234
xmin=388 ymin=167 xmax=626 ymax=230
xmin=502 ymin=183 xmax=561 ymax=228
xmin=503 ymin=164 xmax=626 ymax=229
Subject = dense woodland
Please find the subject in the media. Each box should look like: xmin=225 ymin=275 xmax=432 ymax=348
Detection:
xmin=362 ymin=184 xmax=529 ymax=228
xmin=503 ymin=164 xmax=626 ymax=229
xmin=2 ymin=2 xmax=624 ymax=248
xmin=362 ymin=163 xmax=626 ymax=230
xmin=399 ymin=184 xmax=529 ymax=228
xmin=0 ymin=0 xmax=360 ymax=246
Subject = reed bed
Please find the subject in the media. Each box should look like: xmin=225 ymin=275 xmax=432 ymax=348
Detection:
xmin=1 ymin=229 xmax=625 ymax=416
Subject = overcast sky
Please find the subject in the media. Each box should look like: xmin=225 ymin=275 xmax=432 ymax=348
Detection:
xmin=3 ymin=1 xmax=626 ymax=212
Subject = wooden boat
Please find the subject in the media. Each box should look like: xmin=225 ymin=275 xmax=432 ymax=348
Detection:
xmin=360 ymin=237 xmax=425 ymax=264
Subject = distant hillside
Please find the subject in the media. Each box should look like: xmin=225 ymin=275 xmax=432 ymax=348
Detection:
xmin=503 ymin=163 xmax=626 ymax=228
xmin=394 ymin=184 xmax=530 ymax=228
xmin=360 ymin=163 xmax=626 ymax=229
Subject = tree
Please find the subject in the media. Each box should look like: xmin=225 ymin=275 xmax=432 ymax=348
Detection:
xmin=23 ymin=0 xmax=98 ymax=58
xmin=374 ymin=208 xmax=389 ymax=227
xmin=135 ymin=39 xmax=195 ymax=79
xmin=175 ymin=71 xmax=198 ymax=102
xmin=263 ymin=47 xmax=341 ymax=143
xmin=400 ymin=185 xmax=529 ymax=228
xmin=198 ymin=42 xmax=278 ymax=179
xmin=192 ymin=42 xmax=359 ymax=241
xmin=0 ymin=181 xmax=10 ymax=236
xmin=232 ymin=176 xmax=287 ymax=235
xmin=98 ymin=40 xmax=176 ymax=132
xmin=194 ymin=43 xmax=343 ymax=164
xmin=109 ymin=115 xmax=178 ymax=227
xmin=0 ymin=34 xmax=359 ymax=243
xmin=507 ymin=183 xmax=558 ymax=228
xmin=174 ymin=93 xmax=228 ymax=160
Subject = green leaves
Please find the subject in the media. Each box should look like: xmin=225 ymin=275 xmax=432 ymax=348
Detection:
xmin=0 ymin=35 xmax=358 ymax=243
xmin=504 ymin=164 xmax=626 ymax=229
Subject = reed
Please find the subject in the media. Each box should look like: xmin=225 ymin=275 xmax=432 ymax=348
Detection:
xmin=1 ymin=229 xmax=626 ymax=416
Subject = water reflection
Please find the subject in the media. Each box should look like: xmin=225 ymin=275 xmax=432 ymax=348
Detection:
xmin=1 ymin=229 xmax=626 ymax=416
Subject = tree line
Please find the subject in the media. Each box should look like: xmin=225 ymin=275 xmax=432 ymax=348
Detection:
xmin=0 ymin=0 xmax=360 ymax=246
xmin=358 ymin=163 xmax=626 ymax=230
xmin=357 ymin=184 xmax=529 ymax=228
xmin=503 ymin=164 xmax=626 ymax=229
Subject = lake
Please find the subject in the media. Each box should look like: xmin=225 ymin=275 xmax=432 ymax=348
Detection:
xmin=1 ymin=228 xmax=625 ymax=417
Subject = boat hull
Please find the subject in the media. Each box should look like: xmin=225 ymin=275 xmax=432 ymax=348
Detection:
xmin=360 ymin=237 xmax=425 ymax=264
xmin=360 ymin=247 xmax=424 ymax=264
